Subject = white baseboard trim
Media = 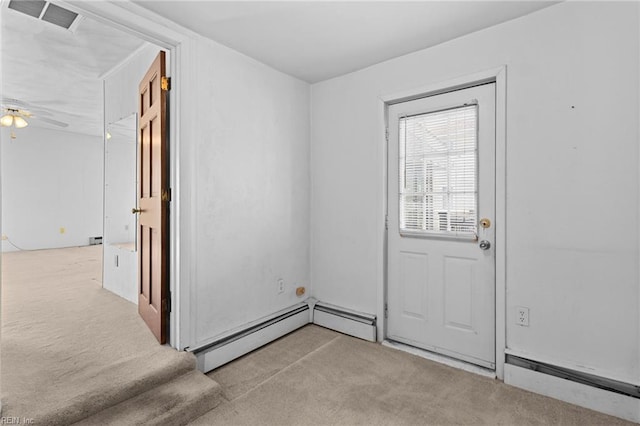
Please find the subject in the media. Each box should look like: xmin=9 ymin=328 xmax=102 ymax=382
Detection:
xmin=312 ymin=302 xmax=376 ymax=342
xmin=504 ymin=364 xmax=640 ymax=423
xmin=193 ymin=303 xmax=310 ymax=373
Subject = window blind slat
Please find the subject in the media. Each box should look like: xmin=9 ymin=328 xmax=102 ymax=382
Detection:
xmin=399 ymin=104 xmax=478 ymax=236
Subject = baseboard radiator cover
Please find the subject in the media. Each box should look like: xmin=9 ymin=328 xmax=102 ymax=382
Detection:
xmin=312 ymin=302 xmax=376 ymax=342
xmin=191 ymin=303 xmax=310 ymax=373
xmin=506 ymin=355 xmax=640 ymax=399
xmin=505 ymin=356 xmax=640 ymax=423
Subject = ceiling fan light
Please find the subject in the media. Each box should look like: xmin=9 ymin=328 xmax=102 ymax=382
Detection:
xmin=0 ymin=114 xmax=14 ymax=127
xmin=13 ymin=116 xmax=28 ymax=128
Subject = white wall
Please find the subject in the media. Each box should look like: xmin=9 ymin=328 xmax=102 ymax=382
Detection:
xmin=104 ymin=44 xmax=161 ymax=126
xmin=102 ymin=43 xmax=160 ymax=303
xmin=103 ymin=114 xmax=137 ymax=304
xmin=1 ymin=126 xmax=103 ymax=252
xmin=310 ymin=2 xmax=639 ymax=385
xmin=187 ymin=37 xmax=311 ymax=347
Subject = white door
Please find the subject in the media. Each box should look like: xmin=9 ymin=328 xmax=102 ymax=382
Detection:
xmin=387 ymin=83 xmax=496 ymax=369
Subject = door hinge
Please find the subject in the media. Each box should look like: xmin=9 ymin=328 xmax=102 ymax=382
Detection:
xmin=385 ymin=127 xmax=389 ymax=142
xmin=163 ymin=292 xmax=171 ymax=313
xmin=385 ymin=214 xmax=389 ymax=230
xmin=384 ymin=303 xmax=388 ymax=319
xmin=162 ymin=188 xmax=172 ymax=202
xmin=161 ymin=76 xmax=171 ymax=91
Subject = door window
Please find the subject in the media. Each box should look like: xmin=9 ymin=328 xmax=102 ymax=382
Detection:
xmin=399 ymin=104 xmax=477 ymax=237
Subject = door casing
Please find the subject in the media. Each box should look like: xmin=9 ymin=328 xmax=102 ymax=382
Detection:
xmin=379 ymin=67 xmax=507 ymax=379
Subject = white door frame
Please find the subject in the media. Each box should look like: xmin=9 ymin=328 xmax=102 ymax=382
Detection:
xmin=57 ymin=0 xmax=198 ymax=350
xmin=378 ymin=66 xmax=507 ymax=379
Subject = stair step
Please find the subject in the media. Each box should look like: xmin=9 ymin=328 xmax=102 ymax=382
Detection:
xmin=38 ymin=349 xmax=196 ymax=425
xmin=76 ymin=370 xmax=224 ymax=426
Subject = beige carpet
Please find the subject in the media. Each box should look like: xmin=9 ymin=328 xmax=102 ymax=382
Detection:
xmin=0 ymin=246 xmax=199 ymax=424
xmin=197 ymin=325 xmax=634 ymax=426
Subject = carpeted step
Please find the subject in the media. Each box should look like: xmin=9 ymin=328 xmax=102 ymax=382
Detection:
xmin=35 ymin=349 xmax=197 ymax=425
xmin=75 ymin=370 xmax=224 ymax=426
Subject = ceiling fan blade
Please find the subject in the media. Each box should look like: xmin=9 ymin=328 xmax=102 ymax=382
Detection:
xmin=36 ymin=116 xmax=69 ymax=128
xmin=1 ymin=97 xmax=30 ymax=109
xmin=2 ymin=98 xmax=53 ymax=116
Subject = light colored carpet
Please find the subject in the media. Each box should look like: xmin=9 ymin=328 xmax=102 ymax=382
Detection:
xmin=76 ymin=370 xmax=223 ymax=426
xmin=0 ymin=246 xmax=206 ymax=425
xmin=196 ymin=325 xmax=634 ymax=426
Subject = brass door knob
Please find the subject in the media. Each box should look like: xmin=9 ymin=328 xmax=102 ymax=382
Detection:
xmin=479 ymin=218 xmax=491 ymax=229
xmin=132 ymin=208 xmax=144 ymax=214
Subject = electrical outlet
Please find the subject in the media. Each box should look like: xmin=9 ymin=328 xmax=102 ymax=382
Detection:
xmin=277 ymin=279 xmax=285 ymax=294
xmin=1 ymin=234 xmax=7 ymax=241
xmin=516 ymin=306 xmax=529 ymax=327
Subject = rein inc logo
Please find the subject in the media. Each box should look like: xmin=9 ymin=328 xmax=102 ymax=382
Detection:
xmin=0 ymin=418 xmax=34 ymax=424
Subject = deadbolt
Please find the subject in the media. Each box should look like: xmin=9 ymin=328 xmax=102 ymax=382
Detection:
xmin=479 ymin=218 xmax=491 ymax=229
xmin=479 ymin=240 xmax=491 ymax=250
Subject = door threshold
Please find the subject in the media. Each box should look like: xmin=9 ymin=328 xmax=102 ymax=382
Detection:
xmin=382 ymin=339 xmax=496 ymax=379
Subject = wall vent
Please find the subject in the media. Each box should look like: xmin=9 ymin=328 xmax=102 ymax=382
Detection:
xmin=7 ymin=1 xmax=80 ymax=31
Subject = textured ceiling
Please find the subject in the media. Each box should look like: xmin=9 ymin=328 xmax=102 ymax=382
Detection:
xmin=1 ymin=1 xmax=559 ymax=137
xmin=0 ymin=2 xmax=144 ymax=136
xmin=134 ymin=1 xmax=558 ymax=83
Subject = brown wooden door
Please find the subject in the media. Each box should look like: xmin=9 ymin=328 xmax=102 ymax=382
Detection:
xmin=137 ymin=51 xmax=168 ymax=344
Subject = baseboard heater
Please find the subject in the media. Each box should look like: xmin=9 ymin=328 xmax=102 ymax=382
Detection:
xmin=506 ymin=354 xmax=640 ymax=399
xmin=312 ymin=302 xmax=376 ymax=342
xmin=190 ymin=303 xmax=310 ymax=373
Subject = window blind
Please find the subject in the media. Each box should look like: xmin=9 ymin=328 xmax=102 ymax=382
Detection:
xmin=399 ymin=104 xmax=478 ymax=237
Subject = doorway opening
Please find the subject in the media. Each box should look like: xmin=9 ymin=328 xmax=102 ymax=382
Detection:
xmin=0 ymin=2 xmax=177 ymax=419
xmin=380 ymin=68 xmax=507 ymax=378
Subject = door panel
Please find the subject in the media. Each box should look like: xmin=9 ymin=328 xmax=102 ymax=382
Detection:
xmin=399 ymin=251 xmax=429 ymax=321
xmin=136 ymin=51 xmax=168 ymax=344
xmin=443 ymin=256 xmax=475 ymax=332
xmin=387 ymin=83 xmax=496 ymax=368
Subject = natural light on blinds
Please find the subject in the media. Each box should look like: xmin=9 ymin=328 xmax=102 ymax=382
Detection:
xmin=399 ymin=104 xmax=478 ymax=237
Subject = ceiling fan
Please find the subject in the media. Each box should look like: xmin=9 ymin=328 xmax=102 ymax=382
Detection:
xmin=1 ymin=98 xmax=69 ymax=139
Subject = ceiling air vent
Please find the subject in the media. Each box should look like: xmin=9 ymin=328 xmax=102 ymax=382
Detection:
xmin=7 ymin=1 xmax=80 ymax=30
xmin=7 ymin=0 xmax=46 ymax=18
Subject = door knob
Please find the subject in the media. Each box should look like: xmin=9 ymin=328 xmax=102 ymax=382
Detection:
xmin=132 ymin=208 xmax=144 ymax=214
xmin=479 ymin=218 xmax=491 ymax=229
xmin=479 ymin=240 xmax=491 ymax=250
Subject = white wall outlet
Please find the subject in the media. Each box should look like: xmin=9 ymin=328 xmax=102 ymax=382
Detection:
xmin=516 ymin=306 xmax=529 ymax=326
xmin=277 ymin=278 xmax=285 ymax=294
xmin=1 ymin=234 xmax=7 ymax=241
